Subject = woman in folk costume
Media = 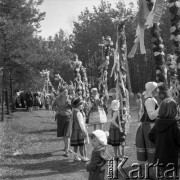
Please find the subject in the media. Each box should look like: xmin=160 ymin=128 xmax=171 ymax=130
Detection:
xmin=108 ymin=100 xmax=126 ymax=159
xmin=135 ymin=82 xmax=159 ymax=178
xmin=87 ymin=88 xmax=107 ymax=131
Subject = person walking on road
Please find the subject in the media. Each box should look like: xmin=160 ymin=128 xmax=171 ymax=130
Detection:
xmin=52 ymin=86 xmax=72 ymax=157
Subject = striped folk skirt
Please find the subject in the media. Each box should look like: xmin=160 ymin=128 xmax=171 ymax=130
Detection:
xmin=135 ymin=122 xmax=155 ymax=163
xmin=108 ymin=127 xmax=126 ymax=146
xmin=71 ymin=129 xmax=85 ymax=146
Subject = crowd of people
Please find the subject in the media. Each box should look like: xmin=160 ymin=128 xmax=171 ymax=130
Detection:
xmin=13 ymin=90 xmax=54 ymax=111
xmin=51 ymin=81 xmax=180 ymax=180
xmin=51 ymin=85 xmax=128 ymax=180
xmin=13 ymin=82 xmax=180 ymax=180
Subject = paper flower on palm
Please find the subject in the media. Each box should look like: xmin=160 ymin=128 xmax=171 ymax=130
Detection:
xmin=105 ymin=36 xmax=113 ymax=46
xmin=174 ymin=35 xmax=180 ymax=42
xmin=159 ymin=44 xmax=164 ymax=49
xmin=175 ymin=1 xmax=180 ymax=8
xmin=154 ymin=51 xmax=165 ymax=56
xmin=170 ymin=26 xmax=176 ymax=33
xmin=70 ymin=59 xmax=82 ymax=71
xmin=170 ymin=35 xmax=175 ymax=40
xmin=40 ymin=70 xmax=50 ymax=80
xmin=156 ymin=70 xmax=161 ymax=74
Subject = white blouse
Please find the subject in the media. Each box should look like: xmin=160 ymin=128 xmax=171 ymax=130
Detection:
xmin=77 ymin=111 xmax=87 ymax=133
xmin=144 ymin=96 xmax=159 ymax=120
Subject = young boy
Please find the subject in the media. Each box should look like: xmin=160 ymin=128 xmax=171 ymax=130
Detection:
xmin=85 ymin=130 xmax=109 ymax=180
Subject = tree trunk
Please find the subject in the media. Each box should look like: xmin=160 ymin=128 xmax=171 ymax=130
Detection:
xmin=5 ymin=90 xmax=10 ymax=114
xmin=1 ymin=90 xmax=4 ymax=121
xmin=9 ymin=72 xmax=13 ymax=103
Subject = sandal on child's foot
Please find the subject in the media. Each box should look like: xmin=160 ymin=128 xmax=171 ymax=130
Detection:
xmin=74 ymin=156 xmax=81 ymax=162
xmin=81 ymin=157 xmax=89 ymax=162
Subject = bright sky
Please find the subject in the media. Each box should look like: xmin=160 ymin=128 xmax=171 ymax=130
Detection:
xmin=38 ymin=0 xmax=136 ymax=39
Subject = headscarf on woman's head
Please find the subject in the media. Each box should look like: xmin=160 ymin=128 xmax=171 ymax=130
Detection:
xmin=142 ymin=82 xmax=158 ymax=97
xmin=91 ymin=88 xmax=99 ymax=98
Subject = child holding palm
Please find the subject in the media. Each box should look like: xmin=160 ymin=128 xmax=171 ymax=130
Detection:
xmin=107 ymin=100 xmax=126 ymax=159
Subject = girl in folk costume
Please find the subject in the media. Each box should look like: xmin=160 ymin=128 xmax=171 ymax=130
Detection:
xmin=135 ymin=82 xmax=159 ymax=178
xmin=71 ymin=98 xmax=89 ymax=162
xmin=87 ymin=88 xmax=107 ymax=131
xmin=108 ymin=100 xmax=126 ymax=159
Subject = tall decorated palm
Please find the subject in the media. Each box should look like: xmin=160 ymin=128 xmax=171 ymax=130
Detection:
xmin=69 ymin=54 xmax=90 ymax=101
xmin=168 ymin=0 xmax=180 ymax=102
xmin=129 ymin=0 xmax=168 ymax=100
xmin=98 ymin=36 xmax=114 ymax=99
xmin=40 ymin=70 xmax=55 ymax=95
xmin=111 ymin=14 xmax=132 ymax=135
xmin=145 ymin=0 xmax=169 ymax=100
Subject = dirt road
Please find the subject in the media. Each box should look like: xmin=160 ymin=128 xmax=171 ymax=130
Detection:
xmin=0 ymin=109 xmax=139 ymax=180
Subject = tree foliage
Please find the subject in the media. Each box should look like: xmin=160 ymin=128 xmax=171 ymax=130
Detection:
xmin=0 ymin=0 xmax=173 ymax=95
xmin=0 ymin=0 xmax=45 ymax=91
xmin=71 ymin=0 xmax=172 ymax=93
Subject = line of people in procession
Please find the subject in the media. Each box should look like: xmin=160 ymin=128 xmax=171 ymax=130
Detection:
xmin=52 ymin=86 xmax=128 ymax=180
xmin=13 ymin=81 xmax=180 ymax=180
xmin=50 ymin=81 xmax=180 ymax=180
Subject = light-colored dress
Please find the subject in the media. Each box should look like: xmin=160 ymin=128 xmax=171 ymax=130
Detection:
xmin=88 ymin=98 xmax=107 ymax=125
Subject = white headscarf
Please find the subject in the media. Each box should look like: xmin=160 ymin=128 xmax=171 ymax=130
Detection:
xmin=142 ymin=82 xmax=158 ymax=97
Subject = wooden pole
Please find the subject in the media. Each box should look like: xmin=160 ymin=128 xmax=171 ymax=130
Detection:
xmin=1 ymin=68 xmax=4 ymax=121
xmin=5 ymin=90 xmax=10 ymax=114
xmin=1 ymin=90 xmax=4 ymax=121
xmin=9 ymin=72 xmax=13 ymax=103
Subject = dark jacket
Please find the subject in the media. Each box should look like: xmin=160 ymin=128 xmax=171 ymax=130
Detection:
xmin=85 ymin=146 xmax=108 ymax=180
xmin=149 ymin=119 xmax=180 ymax=166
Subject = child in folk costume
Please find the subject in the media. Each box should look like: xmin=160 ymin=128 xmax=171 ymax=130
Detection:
xmin=87 ymin=88 xmax=107 ymax=131
xmin=85 ymin=130 xmax=109 ymax=180
xmin=108 ymin=100 xmax=126 ymax=159
xmin=149 ymin=98 xmax=180 ymax=179
xmin=71 ymin=98 xmax=89 ymax=162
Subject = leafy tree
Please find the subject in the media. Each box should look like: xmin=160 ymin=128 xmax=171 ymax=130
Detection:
xmin=71 ymin=0 xmax=136 ymax=91
xmin=32 ymin=30 xmax=74 ymax=89
xmin=0 ymin=0 xmax=45 ymax=99
xmin=71 ymin=0 xmax=172 ymax=93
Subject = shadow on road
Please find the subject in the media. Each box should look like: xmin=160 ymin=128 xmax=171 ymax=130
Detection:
xmin=5 ymin=152 xmax=53 ymax=160
xmin=2 ymin=159 xmax=86 ymax=179
xmin=27 ymin=128 xmax=56 ymax=134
